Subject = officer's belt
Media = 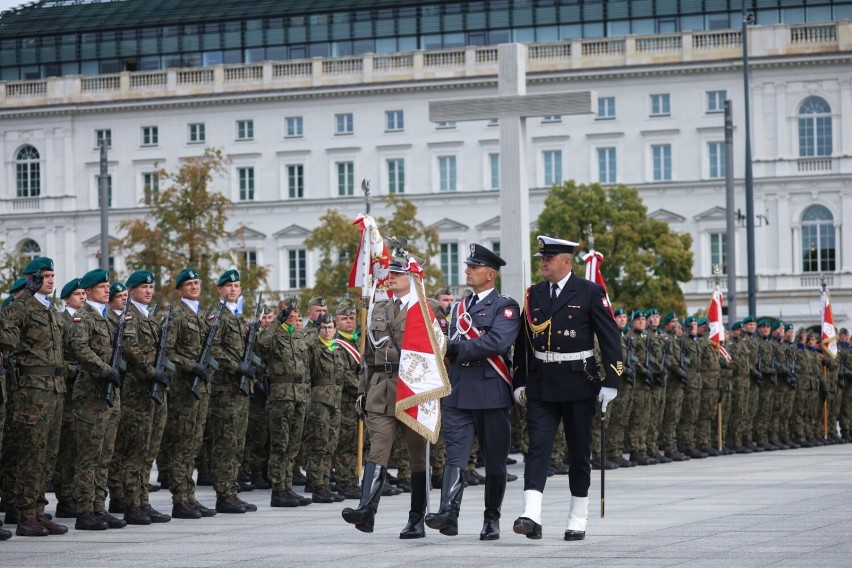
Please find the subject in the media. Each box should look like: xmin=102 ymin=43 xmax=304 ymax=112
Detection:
xmin=18 ymin=365 xmax=65 ymax=377
xmin=534 ymin=349 xmax=595 ymax=363
xmin=268 ymin=375 xmax=305 ymax=384
xmin=369 ymin=363 xmax=400 ymax=374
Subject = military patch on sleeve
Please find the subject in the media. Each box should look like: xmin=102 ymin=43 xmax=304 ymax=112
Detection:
xmin=503 ymin=308 xmax=514 ymax=318
xmin=208 ymin=314 xmax=216 ymax=320
xmin=124 ymin=316 xmax=133 ymax=321
xmin=73 ymin=317 xmax=82 ymax=323
xmin=602 ymin=297 xmax=610 ymax=307
xmin=611 ymin=362 xmax=624 ymax=376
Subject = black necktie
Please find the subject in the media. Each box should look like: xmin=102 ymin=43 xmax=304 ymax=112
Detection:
xmin=550 ymin=283 xmax=559 ymax=305
xmin=467 ymin=294 xmax=479 ymax=311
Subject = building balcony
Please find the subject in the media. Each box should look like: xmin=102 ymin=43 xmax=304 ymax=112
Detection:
xmin=0 ymin=22 xmax=848 ymax=110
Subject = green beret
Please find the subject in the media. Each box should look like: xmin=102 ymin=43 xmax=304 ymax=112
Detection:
xmin=2 ymin=296 xmax=12 ymax=308
xmin=784 ymin=323 xmax=795 ymax=331
xmin=126 ymin=270 xmax=155 ymax=289
xmin=757 ymin=318 xmax=772 ymax=327
xmin=631 ymin=310 xmax=645 ymax=320
xmin=109 ymin=282 xmax=127 ymax=301
xmin=684 ymin=316 xmax=696 ymax=325
xmin=308 ymin=296 xmax=327 ymax=307
xmin=613 ymin=307 xmax=627 ymax=316
xmin=770 ymin=320 xmax=783 ymax=330
xmin=645 ymin=308 xmax=660 ymax=316
xmin=732 ymin=321 xmax=743 ymax=331
xmin=22 ymin=256 xmax=54 ymax=275
xmin=217 ymin=269 xmax=240 ymax=287
xmin=60 ymin=278 xmax=82 ymax=300
xmin=662 ymin=311 xmax=678 ymax=325
xmin=742 ymin=315 xmax=756 ymax=324
xmin=80 ymin=269 xmax=109 ymax=289
xmin=175 ymin=268 xmax=200 ymax=289
xmin=9 ymin=277 xmax=27 ymax=294
xmin=697 ymin=317 xmax=709 ymax=326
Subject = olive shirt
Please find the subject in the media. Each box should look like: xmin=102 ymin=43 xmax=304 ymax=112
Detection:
xmin=66 ymin=303 xmax=114 ymax=401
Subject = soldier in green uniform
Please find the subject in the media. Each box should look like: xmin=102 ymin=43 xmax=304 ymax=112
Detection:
xmin=728 ymin=322 xmax=752 ymax=453
xmin=677 ymin=317 xmax=705 ymax=458
xmin=105 ymin=282 xmax=129 ymax=513
xmin=807 ymin=333 xmax=826 ymax=444
xmin=626 ymin=311 xmax=656 ymax=465
xmin=838 ymin=329 xmax=852 ymax=441
xmin=0 ymin=258 xmax=68 ymax=537
xmin=333 ymin=303 xmax=366 ymax=500
xmin=754 ymin=319 xmax=778 ymax=450
xmin=66 ymin=269 xmax=126 ymax=531
xmin=165 ymin=268 xmax=217 ymax=519
xmin=660 ymin=313 xmax=689 ymax=461
xmin=255 ymin=298 xmax=312 ymax=508
xmin=243 ymin=308 xmax=273 ymax=489
xmin=644 ymin=309 xmax=669 ymax=463
xmin=718 ymin=327 xmax=734 ymax=453
xmin=766 ymin=321 xmax=790 ymax=449
xmin=207 ymin=270 xmax=258 ymax=514
xmin=778 ymin=324 xmax=800 ymax=448
xmin=605 ymin=307 xmax=635 ymax=467
xmin=740 ymin=316 xmax=762 ymax=451
xmin=823 ymin=336 xmax=841 ymax=443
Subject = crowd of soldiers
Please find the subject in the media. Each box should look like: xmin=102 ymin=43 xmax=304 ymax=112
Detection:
xmin=592 ymin=307 xmax=852 ymax=470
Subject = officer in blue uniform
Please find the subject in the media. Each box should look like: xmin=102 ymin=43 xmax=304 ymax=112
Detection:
xmin=424 ymin=244 xmax=520 ymax=540
xmin=512 ymin=236 xmax=622 ymax=542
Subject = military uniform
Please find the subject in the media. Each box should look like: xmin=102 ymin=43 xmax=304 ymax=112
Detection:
xmin=837 ymin=333 xmax=852 ymax=440
xmin=660 ymin=316 xmax=689 ymax=460
xmin=754 ymin=323 xmax=778 ymax=448
xmin=332 ymin=327 xmax=364 ymax=497
xmin=626 ymin=318 xmax=655 ymax=464
xmin=695 ymin=332 xmax=721 ymax=454
xmin=727 ymin=326 xmax=752 ymax=451
xmin=644 ymin=320 xmax=668 ymax=461
xmin=606 ymin=325 xmax=635 ymax=465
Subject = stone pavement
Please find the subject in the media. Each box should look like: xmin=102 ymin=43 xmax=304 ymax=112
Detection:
xmin=3 ymin=445 xmax=852 ymax=567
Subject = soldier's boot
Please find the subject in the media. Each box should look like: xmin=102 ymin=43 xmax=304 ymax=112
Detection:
xmin=630 ymin=451 xmax=654 ymax=466
xmin=424 ymin=466 xmax=464 ymax=536
xmin=665 ymin=450 xmax=689 ymax=462
xmin=251 ymin=473 xmax=271 ymax=490
xmin=16 ymin=516 xmax=48 ymax=537
xmin=564 ymin=496 xmax=589 ymax=541
xmin=399 ymin=471 xmax=427 ymax=539
xmin=190 ymin=500 xmax=217 ymax=517
xmin=235 ymin=496 xmax=257 ymax=512
xmin=382 ymin=481 xmax=403 ymax=496
xmin=687 ymin=448 xmax=708 ymax=459
xmin=108 ymin=498 xmax=126 ymax=514
xmin=513 ymin=490 xmax=543 ymax=540
xmin=311 ymin=485 xmax=336 ymax=504
xmin=55 ymin=501 xmax=78 ymax=519
xmin=37 ymin=514 xmax=68 ymax=535
xmin=142 ymin=504 xmax=171 ymax=523
xmin=342 ymin=461 xmax=385 ymax=533
xmin=270 ymin=490 xmax=301 ymax=508
xmin=396 ymin=477 xmax=412 ymax=493
xmin=195 ymin=471 xmax=213 ymax=486
xmin=4 ymin=510 xmax=18 ymax=525
xmin=96 ymin=510 xmax=128 ymax=529
xmin=215 ymin=495 xmax=246 ymax=514
xmin=480 ymin=474 xmax=506 ymax=541
xmin=237 ymin=470 xmax=255 ymax=493
xmin=338 ymin=484 xmax=362 ymax=499
xmin=0 ymin=527 xmax=10 ymax=540
xmin=171 ymin=501 xmax=202 ymax=519
xmin=74 ymin=512 xmax=108 ymax=531
xmin=124 ymin=505 xmax=153 ymax=526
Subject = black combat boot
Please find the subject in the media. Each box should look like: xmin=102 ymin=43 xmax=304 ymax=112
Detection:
xmin=142 ymin=504 xmax=171 ymax=523
xmin=107 ymin=498 xmax=126 ymax=514
xmin=480 ymin=474 xmax=507 ymax=541
xmin=424 ymin=466 xmax=465 ymax=536
xmin=172 ymin=501 xmax=202 ymax=519
xmin=55 ymin=501 xmax=78 ymax=519
xmin=341 ymin=461 xmax=385 ymax=533
xmin=16 ymin=516 xmax=49 ymax=536
xmin=37 ymin=514 xmax=68 ymax=535
xmin=0 ymin=527 xmax=10 ymax=540
xmin=74 ymin=512 xmax=108 ymax=531
xmin=399 ymin=471 xmax=427 ymax=539
xmin=96 ymin=510 xmax=127 ymax=529
xmin=124 ymin=505 xmax=153 ymax=526
xmin=215 ymin=495 xmax=246 ymax=514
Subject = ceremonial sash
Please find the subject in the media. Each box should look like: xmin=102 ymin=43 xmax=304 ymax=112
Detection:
xmin=454 ymin=299 xmax=512 ymax=389
xmin=335 ymin=338 xmax=362 ymax=364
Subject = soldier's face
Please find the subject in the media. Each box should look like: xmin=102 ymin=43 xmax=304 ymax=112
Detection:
xmin=539 ymin=253 xmax=572 ymax=283
xmin=841 ymin=333 xmax=850 ymax=343
xmin=649 ymin=314 xmax=660 ymax=327
xmin=785 ymin=329 xmax=795 ymax=341
xmin=465 ymin=264 xmax=495 ymax=292
xmin=336 ymin=313 xmax=356 ymax=333
xmin=387 ymin=271 xmax=410 ymax=296
xmin=218 ymin=281 xmax=241 ymax=302
xmin=285 ymin=309 xmax=300 ymax=326
xmin=180 ymin=279 xmax=201 ymax=300
xmin=39 ymin=269 xmax=55 ymax=295
xmin=87 ymin=282 xmax=110 ymax=304
xmin=688 ymin=322 xmax=698 ymax=335
xmin=130 ymin=283 xmax=154 ymax=304
xmin=732 ymin=328 xmax=741 ymax=339
xmin=436 ymin=294 xmax=454 ymax=310
xmin=319 ymin=322 xmax=336 ymax=340
xmin=632 ymin=316 xmax=646 ymax=331
xmin=109 ymin=290 xmax=128 ymax=310
xmin=744 ymin=322 xmax=757 ymax=334
xmin=758 ymin=324 xmax=770 ymax=337
xmin=307 ymin=304 xmax=327 ymax=320
xmin=615 ymin=314 xmax=627 ymax=328
xmin=66 ymin=288 xmax=87 ymax=310
xmin=260 ymin=311 xmax=274 ymax=327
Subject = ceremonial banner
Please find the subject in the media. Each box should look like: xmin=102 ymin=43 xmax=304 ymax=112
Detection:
xmin=348 ymin=214 xmax=389 ymax=297
xmin=707 ymin=284 xmax=731 ymax=363
xmin=394 ymin=258 xmax=451 ymax=443
xmin=582 ymin=249 xmax=614 ymax=318
xmin=821 ymin=286 xmax=838 ymax=360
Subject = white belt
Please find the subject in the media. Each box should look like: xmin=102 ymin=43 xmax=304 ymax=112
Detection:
xmin=534 ymin=349 xmax=595 ymax=363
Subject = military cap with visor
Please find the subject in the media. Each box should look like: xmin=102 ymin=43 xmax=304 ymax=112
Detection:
xmin=388 ymin=257 xmax=410 ymax=273
xmin=308 ymin=296 xmax=327 ymax=307
xmin=534 ymin=235 xmax=578 ymax=257
xmin=464 ymin=243 xmax=506 ymax=269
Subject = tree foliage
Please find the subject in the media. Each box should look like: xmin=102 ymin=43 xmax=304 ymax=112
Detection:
xmin=0 ymin=242 xmax=29 ymax=297
xmin=534 ymin=181 xmax=693 ymax=314
xmin=375 ymin=194 xmax=443 ymax=292
xmin=117 ymin=147 xmax=269 ymax=306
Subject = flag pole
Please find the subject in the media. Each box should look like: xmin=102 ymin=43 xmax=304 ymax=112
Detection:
xmin=588 ymin=224 xmax=606 ymax=519
xmin=713 ymin=265 xmax=724 ymax=452
xmin=356 ymin=179 xmax=372 ymax=480
xmin=821 ymin=275 xmax=829 ymax=439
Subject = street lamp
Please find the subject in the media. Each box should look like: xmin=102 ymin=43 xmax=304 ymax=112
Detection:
xmin=742 ymin=2 xmax=756 ymax=316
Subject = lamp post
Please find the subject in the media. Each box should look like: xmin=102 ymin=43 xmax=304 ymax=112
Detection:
xmin=742 ymin=2 xmax=757 ymax=316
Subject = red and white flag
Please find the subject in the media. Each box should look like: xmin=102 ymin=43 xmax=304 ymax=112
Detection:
xmin=348 ymin=214 xmax=389 ymax=298
xmin=582 ymin=249 xmax=614 ymax=317
xmin=395 ymin=258 xmax=451 ymax=444
xmin=707 ymin=284 xmax=731 ymax=363
xmin=821 ymin=285 xmax=838 ymax=360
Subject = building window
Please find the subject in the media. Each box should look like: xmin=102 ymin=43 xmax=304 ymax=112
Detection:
xmin=288 ymin=249 xmax=307 ymax=289
xmin=287 ymin=164 xmax=304 ymax=198
xmin=15 ymin=145 xmax=40 ymax=198
xmin=436 ymin=121 xmax=457 ymax=130
xmin=335 ymin=113 xmax=354 ymax=135
xmin=490 ymin=241 xmax=501 ymax=258
xmin=95 ymin=129 xmax=112 ymax=149
xmin=286 ymin=116 xmax=303 ymax=138
xmin=710 ymin=232 xmax=727 ymax=274
xmin=337 ymin=161 xmax=354 ymax=196
xmin=652 ymin=144 xmax=672 ymax=181
xmin=97 ymin=174 xmax=113 ymax=208
xmin=387 ymin=159 xmax=405 ymax=194
xmin=650 ymin=94 xmax=671 ymax=116
xmin=486 ymin=118 xmax=499 ymax=127
xmin=543 ymin=150 xmax=562 ymax=186
xmin=440 ymin=242 xmax=459 ymax=285
xmin=708 ymin=142 xmax=726 ymax=179
xmin=385 ymin=110 xmax=404 ymax=132
xmin=488 ymin=153 xmax=500 ymax=190
xmin=141 ymin=126 xmax=158 ymax=146
xmin=438 ymin=156 xmax=457 ymax=192
xmin=237 ymin=119 xmax=254 ymax=141
xmin=597 ymin=147 xmax=616 ymax=184
xmin=188 ymin=123 xmax=205 ymax=143
xmin=801 ymin=205 xmax=835 ymax=273
xmin=143 ymin=172 xmax=159 ymax=205
xmin=238 ymin=167 xmax=255 ymax=201
xmin=19 ymin=238 xmax=41 ymax=262
xmin=798 ymin=96 xmax=832 ymax=157
xmin=706 ymin=90 xmax=726 ymax=113
xmin=240 ymin=250 xmax=258 ymax=269
xmin=542 ymin=115 xmax=561 ymax=123
xmin=597 ymin=97 xmax=616 ymax=119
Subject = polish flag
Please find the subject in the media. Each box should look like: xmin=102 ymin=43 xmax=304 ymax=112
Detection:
xmin=821 ymin=286 xmax=838 ymax=360
xmin=707 ymin=284 xmax=731 ymax=363
xmin=348 ymin=214 xmax=389 ymax=298
xmin=582 ymin=249 xmax=614 ymax=318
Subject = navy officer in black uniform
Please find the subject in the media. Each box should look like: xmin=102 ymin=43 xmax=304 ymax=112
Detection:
xmin=424 ymin=244 xmax=521 ymax=540
xmin=512 ymin=236 xmax=622 ymax=541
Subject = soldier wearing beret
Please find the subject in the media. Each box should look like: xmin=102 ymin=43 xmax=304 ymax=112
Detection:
xmin=512 ymin=236 xmax=622 ymax=542
xmin=165 ymin=268 xmax=217 ymax=519
xmin=740 ymin=315 xmax=762 ymax=451
xmin=604 ymin=307 xmax=635 ymax=467
xmin=626 ymin=310 xmax=657 ymax=466
xmin=677 ymin=317 xmax=705 ymax=458
xmin=659 ymin=313 xmax=689 ymax=461
xmin=727 ymin=322 xmax=753 ymax=453
xmin=778 ymin=323 xmax=800 ymax=448
xmin=694 ymin=317 xmax=722 ymax=456
xmin=754 ymin=319 xmax=778 ymax=451
xmin=643 ymin=308 xmax=669 ymax=463
xmin=105 ymin=281 xmax=130 ymax=512
xmin=838 ymin=328 xmax=852 ymax=441
xmin=0 ymin=258 xmax=68 ymax=537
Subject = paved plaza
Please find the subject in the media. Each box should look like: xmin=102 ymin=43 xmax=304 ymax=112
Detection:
xmin=2 ymin=445 xmax=852 ymax=567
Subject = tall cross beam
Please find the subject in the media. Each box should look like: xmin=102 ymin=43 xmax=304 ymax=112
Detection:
xmin=429 ymin=43 xmax=596 ymax=303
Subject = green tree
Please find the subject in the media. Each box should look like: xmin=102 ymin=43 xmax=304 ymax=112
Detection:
xmin=0 ymin=242 xmax=29 ymax=296
xmin=376 ymin=194 xmax=443 ymax=292
xmin=118 ymin=147 xmax=269 ymax=306
xmin=534 ymin=181 xmax=693 ymax=314
xmin=302 ymin=209 xmax=361 ymax=308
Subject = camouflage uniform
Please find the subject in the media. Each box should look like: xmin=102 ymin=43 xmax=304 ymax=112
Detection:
xmin=333 ymin=333 xmax=364 ymax=491
xmin=677 ymin=331 xmax=702 ymax=454
xmin=824 ymin=354 xmax=840 ymax=439
xmin=792 ymin=340 xmax=815 ymax=443
xmin=838 ymin=340 xmax=852 ymax=439
xmin=754 ymin=334 xmax=778 ymax=446
xmin=52 ymin=309 xmax=79 ymax=511
xmin=660 ymin=329 xmax=687 ymax=457
xmin=727 ymin=334 xmax=751 ymax=449
xmin=66 ymin=302 xmax=120 ymax=515
xmin=695 ymin=335 xmax=721 ymax=452
xmin=242 ymin=363 xmax=270 ymax=480
xmin=645 ymin=330 xmax=668 ymax=458
xmin=606 ymin=331 xmax=635 ymax=463
xmin=626 ymin=327 xmax=653 ymax=462
xmin=777 ymin=338 xmax=799 ymax=444
xmin=745 ymin=333 xmax=761 ymax=447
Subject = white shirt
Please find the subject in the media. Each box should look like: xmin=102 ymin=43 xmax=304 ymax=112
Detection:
xmin=550 ymin=272 xmax=572 ymax=298
xmin=86 ymin=299 xmax=108 ymax=316
xmin=226 ymin=301 xmax=239 ymax=315
xmin=181 ymin=297 xmax=200 ymax=314
xmin=34 ymin=292 xmax=51 ymax=309
xmin=392 ymin=292 xmax=411 ymax=311
xmin=64 ymin=306 xmax=78 ymax=316
xmin=130 ymin=299 xmax=150 ymax=319
xmin=470 ymin=288 xmax=494 ymax=307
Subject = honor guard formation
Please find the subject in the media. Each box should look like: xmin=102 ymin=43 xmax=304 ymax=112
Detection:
xmin=1 ymin=241 xmax=850 ymax=543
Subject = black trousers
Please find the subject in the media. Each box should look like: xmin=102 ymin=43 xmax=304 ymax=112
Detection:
xmin=441 ymin=405 xmax=511 ymax=475
xmin=523 ymin=397 xmax=595 ymax=497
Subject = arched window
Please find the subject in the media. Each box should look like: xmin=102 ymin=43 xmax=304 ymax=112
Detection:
xmin=801 ymin=205 xmax=835 ymax=273
xmin=798 ymin=96 xmax=832 ymax=157
xmin=16 ymin=145 xmax=41 ymax=197
xmin=18 ymin=239 xmax=41 ymax=262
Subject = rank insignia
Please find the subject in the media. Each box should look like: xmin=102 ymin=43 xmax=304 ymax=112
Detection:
xmin=611 ymin=361 xmax=624 ymax=377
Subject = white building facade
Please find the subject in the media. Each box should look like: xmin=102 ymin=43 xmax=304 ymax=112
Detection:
xmin=1 ymin=22 xmax=850 ymax=327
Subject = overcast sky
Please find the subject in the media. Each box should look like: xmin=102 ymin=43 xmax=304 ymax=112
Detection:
xmin=0 ymin=0 xmax=29 ymax=13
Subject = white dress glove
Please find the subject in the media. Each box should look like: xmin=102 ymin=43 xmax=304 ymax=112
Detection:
xmin=598 ymin=387 xmax=618 ymax=413
xmin=513 ymin=387 xmax=527 ymax=406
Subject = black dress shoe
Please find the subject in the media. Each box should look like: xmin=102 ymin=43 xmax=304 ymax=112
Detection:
xmin=172 ymin=501 xmax=202 ymax=519
xmin=513 ymin=517 xmax=542 ymax=540
xmin=55 ymin=501 xmax=78 ymax=519
xmin=564 ymin=529 xmax=585 ymax=541
xmin=191 ymin=501 xmax=217 ymax=517
xmin=74 ymin=512 xmax=108 ymax=531
xmin=506 ymin=473 xmax=519 ymax=482
xmin=143 ymin=504 xmax=171 ymax=523
xmin=16 ymin=517 xmax=49 ymax=536
xmin=215 ymin=495 xmax=246 ymax=514
xmin=108 ymin=498 xmax=126 ymax=514
xmin=96 ymin=510 xmax=127 ymax=529
xmin=124 ymin=505 xmax=153 ymax=525
xmin=236 ymin=497 xmax=258 ymax=512
xmin=37 ymin=514 xmax=68 ymax=535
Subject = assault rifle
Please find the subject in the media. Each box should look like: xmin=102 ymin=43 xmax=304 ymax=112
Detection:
xmin=655 ymin=334 xmax=670 ymax=387
xmin=239 ymin=292 xmax=264 ymax=396
xmin=678 ymin=335 xmax=690 ymax=384
xmin=642 ymin=333 xmax=655 ymax=387
xmin=785 ymin=343 xmax=797 ymax=389
xmin=767 ymin=340 xmax=779 ymax=385
xmin=190 ymin=301 xmax=225 ymax=400
xmin=623 ymin=334 xmax=636 ymax=385
xmin=104 ymin=295 xmax=131 ymax=408
xmin=151 ymin=304 xmax=175 ymax=405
